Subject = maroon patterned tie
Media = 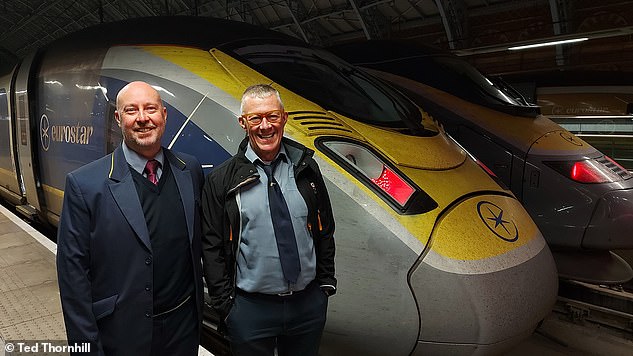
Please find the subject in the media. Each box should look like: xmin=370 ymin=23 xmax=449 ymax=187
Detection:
xmin=144 ymin=159 xmax=160 ymax=185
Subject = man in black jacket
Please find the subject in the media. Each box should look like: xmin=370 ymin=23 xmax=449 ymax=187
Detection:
xmin=201 ymin=84 xmax=336 ymax=356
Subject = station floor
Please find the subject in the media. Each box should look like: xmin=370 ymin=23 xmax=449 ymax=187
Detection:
xmin=0 ymin=204 xmax=212 ymax=356
xmin=1 ymin=203 xmax=632 ymax=356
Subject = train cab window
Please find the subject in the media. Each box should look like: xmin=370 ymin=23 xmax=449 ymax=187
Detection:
xmin=427 ymin=56 xmax=539 ymax=116
xmin=316 ymin=137 xmax=437 ymax=215
xmin=372 ymin=53 xmax=539 ymax=117
xmin=431 ymin=56 xmax=525 ymax=106
xmin=226 ymin=43 xmax=434 ymax=137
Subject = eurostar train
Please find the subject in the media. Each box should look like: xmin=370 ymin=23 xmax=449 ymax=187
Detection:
xmin=329 ymin=40 xmax=633 ymax=284
xmin=0 ymin=17 xmax=557 ymax=355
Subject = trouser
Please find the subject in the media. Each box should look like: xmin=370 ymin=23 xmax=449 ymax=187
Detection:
xmin=226 ymin=281 xmax=329 ymax=356
xmin=150 ymin=295 xmax=199 ymax=356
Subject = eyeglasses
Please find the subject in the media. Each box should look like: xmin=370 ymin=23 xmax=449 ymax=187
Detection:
xmin=240 ymin=110 xmax=284 ymax=125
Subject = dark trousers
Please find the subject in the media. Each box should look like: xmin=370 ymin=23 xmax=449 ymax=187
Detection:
xmin=150 ymin=297 xmax=199 ymax=356
xmin=226 ymin=281 xmax=328 ymax=356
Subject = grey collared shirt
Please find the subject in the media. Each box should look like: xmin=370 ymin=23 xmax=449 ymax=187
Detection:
xmin=236 ymin=143 xmax=316 ymax=294
xmin=121 ymin=142 xmax=165 ymax=180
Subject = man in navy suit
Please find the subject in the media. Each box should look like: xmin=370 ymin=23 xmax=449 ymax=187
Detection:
xmin=56 ymin=81 xmax=204 ymax=355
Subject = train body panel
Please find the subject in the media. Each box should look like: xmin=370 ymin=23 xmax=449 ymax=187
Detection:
xmin=412 ymin=245 xmax=554 ymax=355
xmin=584 ymin=188 xmax=633 ymax=249
xmin=0 ymin=17 xmax=558 ymax=355
xmin=318 ymin=171 xmax=421 ymax=355
xmin=36 ymin=48 xmax=109 ymax=219
xmin=413 ymin=194 xmax=556 ymax=354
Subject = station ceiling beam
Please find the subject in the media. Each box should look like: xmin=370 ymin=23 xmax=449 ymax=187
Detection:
xmin=549 ymin=0 xmax=570 ymax=67
xmin=434 ymin=0 xmax=468 ymax=49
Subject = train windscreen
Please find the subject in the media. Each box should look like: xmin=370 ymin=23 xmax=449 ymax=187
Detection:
xmin=228 ymin=43 xmax=432 ymax=136
xmin=386 ymin=54 xmax=531 ymax=109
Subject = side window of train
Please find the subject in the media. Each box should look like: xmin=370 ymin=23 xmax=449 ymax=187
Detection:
xmin=105 ymin=101 xmax=121 ymax=153
xmin=0 ymin=89 xmax=9 ymax=166
xmin=0 ymin=88 xmax=7 ymax=119
xmin=315 ymin=137 xmax=437 ymax=215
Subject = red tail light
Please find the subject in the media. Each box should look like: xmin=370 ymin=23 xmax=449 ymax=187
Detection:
xmin=545 ymin=157 xmax=624 ymax=184
xmin=570 ymin=161 xmax=606 ymax=183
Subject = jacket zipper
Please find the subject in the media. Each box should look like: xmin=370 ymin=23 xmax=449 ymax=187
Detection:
xmin=227 ymin=175 xmax=258 ymax=195
xmin=229 ymin=191 xmax=243 ymax=301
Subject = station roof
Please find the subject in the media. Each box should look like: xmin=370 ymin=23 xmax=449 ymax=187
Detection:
xmin=1 ymin=0 xmax=632 ymax=76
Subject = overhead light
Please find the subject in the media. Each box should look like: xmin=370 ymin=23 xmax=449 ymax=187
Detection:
xmin=450 ymin=26 xmax=633 ymax=56
xmin=508 ymin=37 xmax=589 ymax=51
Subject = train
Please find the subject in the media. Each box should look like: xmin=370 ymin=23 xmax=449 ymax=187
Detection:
xmin=329 ymin=40 xmax=633 ymax=284
xmin=0 ymin=17 xmax=557 ymax=355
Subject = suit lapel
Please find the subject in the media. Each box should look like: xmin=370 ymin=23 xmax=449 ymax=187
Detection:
xmin=166 ymin=150 xmax=195 ymax=243
xmin=108 ymin=147 xmax=152 ymax=251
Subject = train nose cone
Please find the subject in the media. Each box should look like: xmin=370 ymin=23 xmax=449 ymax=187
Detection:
xmin=410 ymin=195 xmax=558 ymax=355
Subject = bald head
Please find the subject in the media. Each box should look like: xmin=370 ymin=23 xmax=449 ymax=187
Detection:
xmin=116 ymin=81 xmax=162 ymax=112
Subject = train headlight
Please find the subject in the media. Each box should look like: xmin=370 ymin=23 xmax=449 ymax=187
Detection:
xmin=370 ymin=165 xmax=415 ymax=206
xmin=316 ymin=137 xmax=437 ymax=214
xmin=544 ymin=155 xmax=631 ymax=183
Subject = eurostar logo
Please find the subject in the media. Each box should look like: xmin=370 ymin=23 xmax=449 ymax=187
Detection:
xmin=559 ymin=131 xmax=583 ymax=146
xmin=40 ymin=114 xmax=50 ymax=151
xmin=477 ymin=201 xmax=518 ymax=242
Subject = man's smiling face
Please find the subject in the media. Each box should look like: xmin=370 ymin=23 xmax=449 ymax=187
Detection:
xmin=239 ymin=94 xmax=288 ymax=162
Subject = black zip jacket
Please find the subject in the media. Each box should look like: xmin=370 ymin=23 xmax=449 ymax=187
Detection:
xmin=201 ymin=137 xmax=336 ymax=318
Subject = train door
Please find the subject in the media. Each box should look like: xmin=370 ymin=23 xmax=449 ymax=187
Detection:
xmin=0 ymin=69 xmax=23 ymax=205
xmin=12 ymin=52 xmax=45 ymax=219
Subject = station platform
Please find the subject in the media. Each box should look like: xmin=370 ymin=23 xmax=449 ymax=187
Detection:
xmin=0 ymin=204 xmax=213 ymax=356
xmin=0 ymin=204 xmax=64 ymax=354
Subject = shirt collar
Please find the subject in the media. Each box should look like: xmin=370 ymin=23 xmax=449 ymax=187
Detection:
xmin=121 ymin=141 xmax=165 ymax=174
xmin=245 ymin=142 xmax=288 ymax=166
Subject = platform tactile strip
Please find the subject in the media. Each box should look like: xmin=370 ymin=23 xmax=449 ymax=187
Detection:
xmin=0 ymin=210 xmax=68 ymax=353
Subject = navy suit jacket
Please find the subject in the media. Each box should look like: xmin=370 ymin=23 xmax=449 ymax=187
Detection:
xmin=56 ymin=146 xmax=204 ymax=355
